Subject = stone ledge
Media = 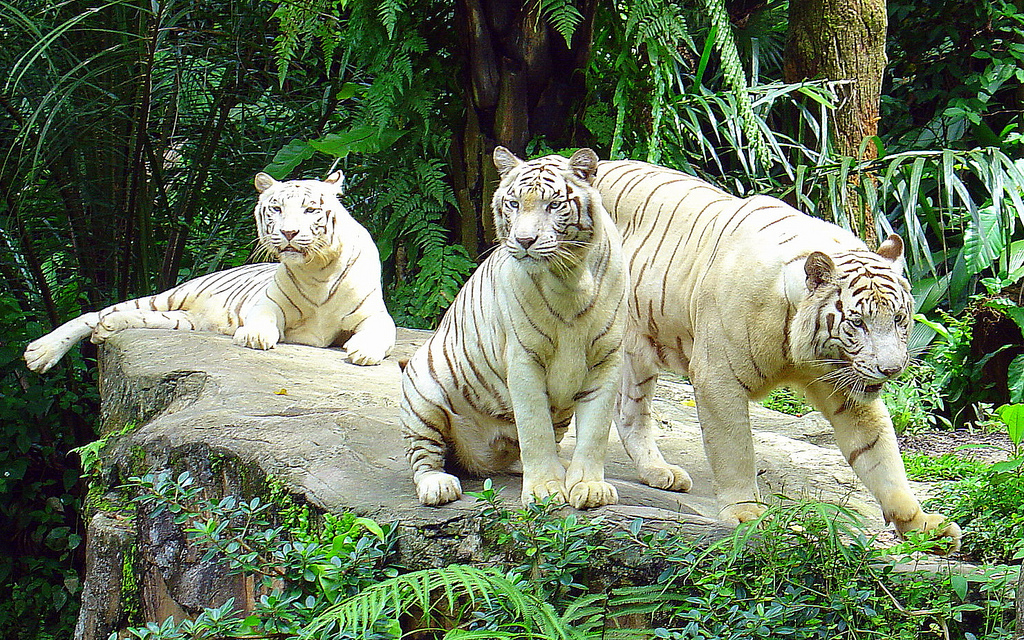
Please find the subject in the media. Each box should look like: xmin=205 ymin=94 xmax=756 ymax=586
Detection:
xmin=77 ymin=327 xmax=893 ymax=639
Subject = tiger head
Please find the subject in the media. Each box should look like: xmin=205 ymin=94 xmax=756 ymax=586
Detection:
xmin=491 ymin=147 xmax=602 ymax=270
xmin=253 ymin=171 xmax=347 ymax=266
xmin=792 ymin=234 xmax=913 ymax=400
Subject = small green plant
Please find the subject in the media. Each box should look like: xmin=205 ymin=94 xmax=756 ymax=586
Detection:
xmin=759 ymin=386 xmax=813 ymax=416
xmin=903 ymin=452 xmax=987 ymax=481
xmin=469 ymin=480 xmax=608 ymax=603
xmin=619 ymin=500 xmax=1013 ymax=639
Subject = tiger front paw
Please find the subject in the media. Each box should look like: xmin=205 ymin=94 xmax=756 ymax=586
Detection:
xmin=233 ymin=325 xmax=280 ymax=350
xmin=893 ymin=511 xmax=962 ymax=555
xmin=638 ymin=462 xmax=693 ymax=493
xmin=567 ymin=480 xmax=618 ymax=509
xmin=522 ymin=478 xmax=568 ymax=506
xmin=415 ymin=471 xmax=462 ymax=506
xmin=719 ymin=501 xmax=766 ymax=525
xmin=342 ymin=333 xmax=389 ymax=366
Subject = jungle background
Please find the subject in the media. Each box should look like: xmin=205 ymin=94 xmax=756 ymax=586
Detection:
xmin=1 ymin=0 xmax=1024 ymax=637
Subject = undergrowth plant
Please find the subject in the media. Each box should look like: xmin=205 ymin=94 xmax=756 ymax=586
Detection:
xmin=115 ymin=472 xmax=1015 ymax=640
xmin=116 ymin=471 xmax=399 ymax=640
xmin=923 ymin=403 xmax=1024 ymax=564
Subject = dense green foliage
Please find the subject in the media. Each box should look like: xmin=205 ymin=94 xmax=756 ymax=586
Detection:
xmin=120 ymin=471 xmax=400 ymax=639
xmin=2 ymin=0 xmax=1024 ymax=635
xmin=116 ymin=474 xmax=1017 ymax=639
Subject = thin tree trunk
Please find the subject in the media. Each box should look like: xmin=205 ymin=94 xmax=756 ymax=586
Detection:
xmin=157 ymin=74 xmax=241 ymax=291
xmin=785 ymin=0 xmax=886 ymax=245
xmin=450 ymin=0 xmax=597 ymax=256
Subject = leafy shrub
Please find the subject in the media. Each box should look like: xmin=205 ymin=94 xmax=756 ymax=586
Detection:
xmin=924 ymin=403 xmax=1024 ymax=564
xmin=0 ymin=295 xmax=95 ymax=640
xmin=618 ymin=500 xmax=1009 ymax=639
xmin=471 ymin=480 xmax=608 ymax=602
xmin=903 ymin=452 xmax=987 ymax=481
xmin=924 ymin=469 xmax=1024 ymax=565
xmin=115 ymin=472 xmax=1016 ymax=640
xmin=117 ymin=471 xmax=399 ymax=639
xmin=883 ymin=361 xmax=949 ymax=433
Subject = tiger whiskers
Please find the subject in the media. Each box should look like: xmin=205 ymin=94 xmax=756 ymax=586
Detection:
xmin=251 ymin=240 xmax=277 ymax=264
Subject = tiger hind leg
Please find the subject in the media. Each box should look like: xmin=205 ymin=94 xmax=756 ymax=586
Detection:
xmin=615 ymin=350 xmax=693 ymax=492
xmin=23 ymin=312 xmax=100 ymax=373
xmin=91 ymin=309 xmax=198 ymax=343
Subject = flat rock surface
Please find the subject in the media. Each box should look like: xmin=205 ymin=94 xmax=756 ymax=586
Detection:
xmin=100 ymin=328 xmax=895 ymax=534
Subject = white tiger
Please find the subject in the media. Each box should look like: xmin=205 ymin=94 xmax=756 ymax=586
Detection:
xmin=24 ymin=171 xmax=396 ymax=372
xmin=594 ymin=159 xmax=961 ymax=551
xmin=402 ymin=147 xmax=627 ymax=509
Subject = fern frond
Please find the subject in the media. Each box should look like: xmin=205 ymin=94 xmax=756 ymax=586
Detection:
xmin=301 ymin=565 xmax=581 ymax=639
xmin=701 ymin=0 xmax=769 ymax=171
xmin=539 ymin=0 xmax=583 ymax=47
xmin=377 ymin=0 xmax=406 ymax=39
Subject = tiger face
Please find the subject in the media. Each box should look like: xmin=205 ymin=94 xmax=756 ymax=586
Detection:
xmin=799 ymin=235 xmax=913 ymax=399
xmin=253 ymin=171 xmax=345 ymax=266
xmin=491 ymin=147 xmax=600 ymax=267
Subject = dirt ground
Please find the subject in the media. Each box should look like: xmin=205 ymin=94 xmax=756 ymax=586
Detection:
xmin=899 ymin=428 xmax=1015 ymax=464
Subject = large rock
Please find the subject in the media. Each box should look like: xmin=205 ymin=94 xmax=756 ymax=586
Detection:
xmin=79 ymin=328 xmax=896 ymax=639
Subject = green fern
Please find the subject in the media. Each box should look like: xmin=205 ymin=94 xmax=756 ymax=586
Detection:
xmin=701 ymin=0 xmax=769 ymax=171
xmin=301 ymin=565 xmax=585 ymax=639
xmin=539 ymin=0 xmax=584 ymax=47
xmin=377 ymin=0 xmax=406 ymax=39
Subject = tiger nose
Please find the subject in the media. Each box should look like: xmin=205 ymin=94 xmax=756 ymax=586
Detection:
xmin=516 ymin=234 xmax=537 ymax=249
xmin=281 ymin=229 xmax=298 ymax=241
xmin=879 ymin=364 xmax=903 ymax=377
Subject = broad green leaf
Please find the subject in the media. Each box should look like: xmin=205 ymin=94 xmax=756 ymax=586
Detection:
xmin=963 ymin=205 xmax=1006 ymax=277
xmin=353 ymin=516 xmax=385 ymax=540
xmin=950 ymin=573 xmax=968 ymax=601
xmin=264 ymin=139 xmax=314 ymax=179
xmin=337 ymin=82 xmax=362 ymax=100
xmin=997 ymin=402 xmax=1024 ymax=445
xmin=308 ymin=126 xmax=407 ymax=158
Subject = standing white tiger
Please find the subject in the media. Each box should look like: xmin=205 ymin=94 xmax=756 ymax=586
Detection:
xmin=24 ymin=171 xmax=396 ymax=372
xmin=402 ymin=147 xmax=626 ymax=509
xmin=594 ymin=159 xmax=961 ymax=551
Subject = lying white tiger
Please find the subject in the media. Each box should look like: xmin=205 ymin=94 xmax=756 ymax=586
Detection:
xmin=595 ymin=160 xmax=961 ymax=551
xmin=24 ymin=171 xmax=396 ymax=372
xmin=402 ymin=147 xmax=626 ymax=509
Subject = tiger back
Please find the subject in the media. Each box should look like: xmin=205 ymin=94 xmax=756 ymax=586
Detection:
xmin=24 ymin=171 xmax=396 ymax=373
xmin=593 ymin=159 xmax=961 ymax=552
xmin=401 ymin=147 xmax=627 ymax=510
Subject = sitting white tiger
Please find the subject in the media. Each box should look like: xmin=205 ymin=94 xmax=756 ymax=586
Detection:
xmin=402 ymin=147 xmax=627 ymax=509
xmin=24 ymin=171 xmax=396 ymax=372
xmin=594 ymin=159 xmax=961 ymax=552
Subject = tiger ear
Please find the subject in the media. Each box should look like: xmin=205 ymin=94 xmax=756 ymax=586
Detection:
xmin=493 ymin=146 xmax=522 ymax=178
xmin=254 ymin=172 xmax=277 ymax=193
xmin=876 ymin=234 xmax=905 ymax=274
xmin=804 ymin=251 xmax=836 ymax=291
xmin=568 ymin=148 xmax=599 ymax=183
xmin=324 ymin=170 xmax=345 ymax=193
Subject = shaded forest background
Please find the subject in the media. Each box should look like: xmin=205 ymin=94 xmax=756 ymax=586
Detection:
xmin=1 ymin=0 xmax=1023 ymax=636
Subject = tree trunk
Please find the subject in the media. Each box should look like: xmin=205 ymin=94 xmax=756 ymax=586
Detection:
xmin=784 ymin=0 xmax=886 ymax=245
xmin=450 ymin=0 xmax=597 ymax=257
